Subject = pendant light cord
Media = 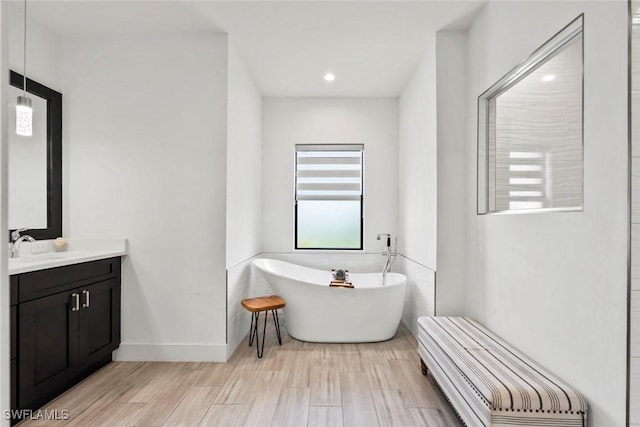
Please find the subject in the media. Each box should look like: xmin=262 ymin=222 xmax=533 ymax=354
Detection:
xmin=22 ymin=0 xmax=27 ymax=97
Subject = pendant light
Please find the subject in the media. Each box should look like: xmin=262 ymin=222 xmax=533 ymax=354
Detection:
xmin=16 ymin=0 xmax=32 ymax=137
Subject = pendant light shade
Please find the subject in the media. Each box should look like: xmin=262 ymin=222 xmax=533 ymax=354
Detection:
xmin=16 ymin=95 xmax=32 ymax=136
xmin=16 ymin=0 xmax=32 ymax=137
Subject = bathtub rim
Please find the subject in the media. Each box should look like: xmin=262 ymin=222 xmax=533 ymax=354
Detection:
xmin=252 ymin=257 xmax=406 ymax=288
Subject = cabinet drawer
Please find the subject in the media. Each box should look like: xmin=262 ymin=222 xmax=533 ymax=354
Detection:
xmin=11 ymin=306 xmax=17 ymax=359
xmin=18 ymin=258 xmax=120 ymax=303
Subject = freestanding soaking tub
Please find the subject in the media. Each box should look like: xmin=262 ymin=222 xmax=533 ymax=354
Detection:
xmin=252 ymin=258 xmax=407 ymax=343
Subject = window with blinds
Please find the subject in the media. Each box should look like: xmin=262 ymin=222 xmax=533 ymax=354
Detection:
xmin=295 ymin=144 xmax=363 ymax=249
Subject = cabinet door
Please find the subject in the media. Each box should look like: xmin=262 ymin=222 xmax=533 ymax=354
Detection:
xmin=78 ymin=279 xmax=121 ymax=368
xmin=10 ymin=305 xmax=17 ymax=359
xmin=11 ymin=358 xmax=17 ymax=412
xmin=18 ymin=290 xmax=80 ymax=410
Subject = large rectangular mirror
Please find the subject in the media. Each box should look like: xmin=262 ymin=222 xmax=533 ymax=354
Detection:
xmin=477 ymin=15 xmax=583 ymax=215
xmin=9 ymin=71 xmax=62 ymax=239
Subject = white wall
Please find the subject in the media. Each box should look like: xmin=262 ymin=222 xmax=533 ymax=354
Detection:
xmin=7 ymin=3 xmax=60 ymax=90
xmin=397 ymin=37 xmax=439 ymax=330
xmin=398 ymin=36 xmax=437 ymax=270
xmin=397 ymin=30 xmax=468 ymax=325
xmin=226 ymin=42 xmax=261 ymax=269
xmin=261 ymin=98 xmax=398 ymax=254
xmin=464 ymin=3 xmax=628 ymax=426
xmin=435 ymin=31 xmax=467 ymax=316
xmin=59 ymin=32 xmax=230 ymax=362
xmin=225 ymin=41 xmax=263 ymax=358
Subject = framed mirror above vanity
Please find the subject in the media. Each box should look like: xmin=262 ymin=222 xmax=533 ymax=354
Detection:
xmin=8 ymin=70 xmax=62 ymax=240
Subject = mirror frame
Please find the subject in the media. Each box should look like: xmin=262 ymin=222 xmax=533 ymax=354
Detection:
xmin=9 ymin=70 xmax=62 ymax=240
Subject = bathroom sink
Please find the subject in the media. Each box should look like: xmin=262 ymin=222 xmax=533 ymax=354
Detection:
xmin=10 ymin=252 xmax=76 ymax=263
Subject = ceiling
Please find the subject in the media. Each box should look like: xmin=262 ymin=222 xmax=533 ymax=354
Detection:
xmin=23 ymin=1 xmax=485 ymax=97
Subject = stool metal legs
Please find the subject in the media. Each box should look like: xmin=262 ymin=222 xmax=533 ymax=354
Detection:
xmin=248 ymin=311 xmax=256 ymax=346
xmin=272 ymin=310 xmax=282 ymax=345
xmin=248 ymin=311 xmax=267 ymax=358
xmin=247 ymin=309 xmax=283 ymax=358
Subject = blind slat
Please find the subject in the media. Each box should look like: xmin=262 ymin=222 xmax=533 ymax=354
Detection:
xmin=297 ymin=183 xmax=361 ymax=192
xmin=297 ymin=157 xmax=361 ymax=165
xmin=296 ymin=144 xmax=363 ymax=152
xmin=297 ymin=170 xmax=361 ymax=178
xmin=297 ymin=193 xmax=361 ymax=201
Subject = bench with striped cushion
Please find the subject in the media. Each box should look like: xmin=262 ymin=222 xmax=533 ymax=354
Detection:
xmin=418 ymin=317 xmax=587 ymax=427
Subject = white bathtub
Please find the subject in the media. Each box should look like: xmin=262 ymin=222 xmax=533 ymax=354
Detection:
xmin=252 ymin=258 xmax=407 ymax=343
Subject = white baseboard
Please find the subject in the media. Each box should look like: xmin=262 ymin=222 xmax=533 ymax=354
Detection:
xmin=113 ymin=343 xmax=228 ymax=362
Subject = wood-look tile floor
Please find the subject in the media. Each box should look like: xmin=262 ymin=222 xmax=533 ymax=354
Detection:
xmin=19 ymin=320 xmax=462 ymax=427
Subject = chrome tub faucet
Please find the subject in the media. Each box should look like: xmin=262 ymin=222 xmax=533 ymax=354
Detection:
xmin=377 ymin=233 xmax=396 ymax=283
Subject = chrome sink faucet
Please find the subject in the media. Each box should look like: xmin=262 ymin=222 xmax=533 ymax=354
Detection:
xmin=10 ymin=228 xmax=35 ymax=258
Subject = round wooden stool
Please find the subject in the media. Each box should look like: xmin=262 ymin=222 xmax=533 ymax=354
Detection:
xmin=240 ymin=295 xmax=285 ymax=358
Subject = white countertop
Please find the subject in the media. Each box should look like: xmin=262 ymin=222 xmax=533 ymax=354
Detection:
xmin=9 ymin=238 xmax=128 ymax=275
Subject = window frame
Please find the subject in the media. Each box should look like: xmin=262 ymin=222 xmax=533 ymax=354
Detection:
xmin=476 ymin=14 xmax=584 ymax=215
xmin=294 ymin=144 xmax=364 ymax=251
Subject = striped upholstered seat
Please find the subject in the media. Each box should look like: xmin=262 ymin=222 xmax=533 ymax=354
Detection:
xmin=418 ymin=317 xmax=588 ymax=427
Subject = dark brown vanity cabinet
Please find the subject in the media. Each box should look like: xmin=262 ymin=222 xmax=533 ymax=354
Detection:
xmin=10 ymin=257 xmax=121 ymax=415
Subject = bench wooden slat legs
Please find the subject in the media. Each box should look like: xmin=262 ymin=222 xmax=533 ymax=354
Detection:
xmin=420 ymin=358 xmax=428 ymax=376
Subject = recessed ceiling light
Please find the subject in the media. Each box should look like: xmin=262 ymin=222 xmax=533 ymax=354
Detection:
xmin=324 ymin=73 xmax=336 ymax=82
xmin=541 ymin=74 xmax=555 ymax=82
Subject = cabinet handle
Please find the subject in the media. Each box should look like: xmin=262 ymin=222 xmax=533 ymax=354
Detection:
xmin=71 ymin=293 xmax=80 ymax=312
xmin=82 ymin=290 xmax=90 ymax=308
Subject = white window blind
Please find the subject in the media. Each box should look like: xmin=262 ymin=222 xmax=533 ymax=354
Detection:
xmin=295 ymin=144 xmax=363 ymax=201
